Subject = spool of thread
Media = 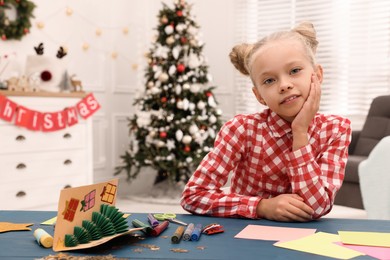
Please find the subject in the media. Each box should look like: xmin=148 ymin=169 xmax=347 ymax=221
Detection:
xmin=132 ymin=219 xmax=153 ymax=235
xmin=34 ymin=228 xmax=53 ymax=248
xmin=148 ymin=213 xmax=160 ymax=228
xmin=183 ymin=223 xmax=195 ymax=241
xmin=171 ymin=226 xmax=185 ymax=244
xmin=191 ymin=224 xmax=202 ymax=241
xmin=151 ymin=220 xmax=169 ymax=237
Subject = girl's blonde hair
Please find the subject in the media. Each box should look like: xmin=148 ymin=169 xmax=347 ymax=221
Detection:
xmin=229 ymin=22 xmax=318 ymax=79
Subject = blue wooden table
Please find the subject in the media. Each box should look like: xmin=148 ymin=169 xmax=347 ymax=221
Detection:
xmin=0 ymin=210 xmax=385 ymax=259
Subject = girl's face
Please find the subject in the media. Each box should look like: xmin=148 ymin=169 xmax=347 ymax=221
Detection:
xmin=250 ymin=39 xmax=322 ymax=122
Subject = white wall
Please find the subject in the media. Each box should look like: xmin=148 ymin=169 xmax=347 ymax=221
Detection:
xmin=1 ymin=0 xmax=235 ymax=183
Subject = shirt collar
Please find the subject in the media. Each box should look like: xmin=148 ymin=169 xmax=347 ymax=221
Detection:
xmin=267 ymin=110 xmax=292 ymax=138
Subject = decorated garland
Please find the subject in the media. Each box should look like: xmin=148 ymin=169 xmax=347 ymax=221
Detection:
xmin=0 ymin=0 xmax=36 ymax=41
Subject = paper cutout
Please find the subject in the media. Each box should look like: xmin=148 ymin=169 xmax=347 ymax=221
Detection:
xmin=0 ymin=93 xmax=100 ymax=131
xmin=234 ymin=224 xmax=316 ymax=242
xmin=338 ymin=231 xmax=390 ymax=248
xmin=53 ymin=179 xmax=140 ymax=252
xmin=336 ymin=242 xmax=390 ymax=260
xmin=0 ymin=222 xmax=33 ymax=233
xmin=41 ymin=217 xmax=57 ymax=226
xmin=274 ymin=232 xmax=364 ymax=259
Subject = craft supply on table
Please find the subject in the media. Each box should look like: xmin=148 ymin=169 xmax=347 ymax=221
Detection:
xmin=151 ymin=220 xmax=169 ymax=237
xmin=148 ymin=213 xmax=160 ymax=228
xmin=191 ymin=224 xmax=203 ymax=241
xmin=34 ymin=228 xmax=53 ymax=248
xmin=202 ymin=223 xmax=225 ymax=235
xmin=183 ymin=223 xmax=195 ymax=241
xmin=171 ymin=226 xmax=185 ymax=244
xmin=153 ymin=213 xmax=188 ymax=226
xmin=132 ymin=219 xmax=153 ymax=235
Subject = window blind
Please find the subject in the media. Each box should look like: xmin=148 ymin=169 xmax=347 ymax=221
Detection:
xmin=234 ymin=0 xmax=390 ymax=120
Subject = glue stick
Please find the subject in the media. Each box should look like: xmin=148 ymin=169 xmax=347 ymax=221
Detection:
xmin=34 ymin=228 xmax=53 ymax=248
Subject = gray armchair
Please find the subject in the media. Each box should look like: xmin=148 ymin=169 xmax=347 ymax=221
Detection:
xmin=334 ymin=95 xmax=390 ymax=209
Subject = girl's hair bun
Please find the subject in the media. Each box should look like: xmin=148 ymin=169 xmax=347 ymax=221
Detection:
xmin=229 ymin=43 xmax=254 ymax=76
xmin=292 ymin=21 xmax=318 ymax=54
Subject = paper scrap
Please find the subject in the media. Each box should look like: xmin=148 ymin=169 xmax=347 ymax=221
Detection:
xmin=234 ymin=224 xmax=316 ymax=242
xmin=0 ymin=222 xmax=33 ymax=233
xmin=274 ymin=232 xmax=364 ymax=259
xmin=41 ymin=217 xmax=57 ymax=225
xmin=338 ymin=231 xmax=390 ymax=248
xmin=335 ymin=242 xmax=390 ymax=260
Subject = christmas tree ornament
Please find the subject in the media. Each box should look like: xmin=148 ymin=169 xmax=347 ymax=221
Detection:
xmin=182 ymin=135 xmax=192 ymax=144
xmin=176 ymin=63 xmax=185 ymax=73
xmin=197 ymin=101 xmax=206 ymax=110
xmin=164 ymin=25 xmax=174 ymax=35
xmin=175 ymin=130 xmax=184 ymax=141
xmin=158 ymin=72 xmax=169 ymax=82
xmin=166 ymin=36 xmax=175 ymax=45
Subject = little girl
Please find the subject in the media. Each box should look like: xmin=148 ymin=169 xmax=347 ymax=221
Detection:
xmin=180 ymin=22 xmax=351 ymax=222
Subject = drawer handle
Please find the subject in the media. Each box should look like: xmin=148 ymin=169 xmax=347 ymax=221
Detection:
xmin=16 ymin=135 xmax=26 ymax=141
xmin=16 ymin=163 xmax=27 ymax=169
xmin=63 ymin=133 xmax=72 ymax=139
xmin=64 ymin=159 xmax=72 ymax=165
xmin=64 ymin=185 xmax=72 ymax=189
xmin=16 ymin=191 xmax=26 ymax=197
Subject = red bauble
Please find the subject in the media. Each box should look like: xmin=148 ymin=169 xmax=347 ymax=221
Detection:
xmin=24 ymin=28 xmax=29 ymax=34
xmin=40 ymin=70 xmax=52 ymax=81
xmin=184 ymin=145 xmax=191 ymax=152
xmin=176 ymin=10 xmax=183 ymax=17
xmin=177 ymin=64 xmax=185 ymax=73
xmin=161 ymin=97 xmax=167 ymax=103
xmin=180 ymin=37 xmax=187 ymax=44
xmin=206 ymin=91 xmax=212 ymax=97
xmin=160 ymin=132 xmax=167 ymax=138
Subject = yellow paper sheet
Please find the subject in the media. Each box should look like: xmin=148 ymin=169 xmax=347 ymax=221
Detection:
xmin=41 ymin=217 xmax=57 ymax=225
xmin=275 ymin=232 xmax=364 ymax=259
xmin=338 ymin=231 xmax=390 ymax=248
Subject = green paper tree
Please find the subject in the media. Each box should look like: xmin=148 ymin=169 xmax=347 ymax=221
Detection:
xmin=115 ymin=0 xmax=223 ymax=184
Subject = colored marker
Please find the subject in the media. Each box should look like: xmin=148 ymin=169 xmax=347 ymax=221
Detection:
xmin=171 ymin=226 xmax=185 ymax=244
xmin=34 ymin=228 xmax=53 ymax=248
xmin=148 ymin=213 xmax=160 ymax=227
xmin=183 ymin=223 xmax=195 ymax=241
xmin=132 ymin=219 xmax=153 ymax=235
xmin=191 ymin=224 xmax=202 ymax=241
xmin=151 ymin=220 xmax=169 ymax=237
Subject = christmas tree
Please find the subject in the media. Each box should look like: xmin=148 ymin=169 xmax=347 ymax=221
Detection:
xmin=115 ymin=0 xmax=223 ymax=185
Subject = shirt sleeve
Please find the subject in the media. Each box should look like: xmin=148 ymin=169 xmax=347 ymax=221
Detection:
xmin=284 ymin=117 xmax=352 ymax=219
xmin=180 ymin=116 xmax=262 ymax=219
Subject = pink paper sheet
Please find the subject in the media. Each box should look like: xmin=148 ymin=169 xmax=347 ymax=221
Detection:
xmin=235 ymin=224 xmax=316 ymax=242
xmin=336 ymin=242 xmax=390 ymax=260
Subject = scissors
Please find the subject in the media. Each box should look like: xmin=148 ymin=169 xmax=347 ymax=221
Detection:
xmin=153 ymin=213 xmax=188 ymax=226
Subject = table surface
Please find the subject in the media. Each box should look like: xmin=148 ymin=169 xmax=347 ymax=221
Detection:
xmin=0 ymin=210 xmax=385 ymax=260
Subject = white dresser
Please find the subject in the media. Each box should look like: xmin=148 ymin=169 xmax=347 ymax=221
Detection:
xmin=0 ymin=91 xmax=93 ymax=210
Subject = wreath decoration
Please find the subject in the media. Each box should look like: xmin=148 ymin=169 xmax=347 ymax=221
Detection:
xmin=0 ymin=0 xmax=36 ymax=41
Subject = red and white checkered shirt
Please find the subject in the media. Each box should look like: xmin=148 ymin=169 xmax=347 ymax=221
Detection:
xmin=181 ymin=109 xmax=351 ymax=219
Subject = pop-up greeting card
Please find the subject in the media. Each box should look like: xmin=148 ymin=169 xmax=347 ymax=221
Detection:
xmin=53 ymin=179 xmax=142 ymax=252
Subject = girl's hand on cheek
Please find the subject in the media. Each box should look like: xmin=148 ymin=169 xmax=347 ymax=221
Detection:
xmin=291 ymin=73 xmax=321 ymax=133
